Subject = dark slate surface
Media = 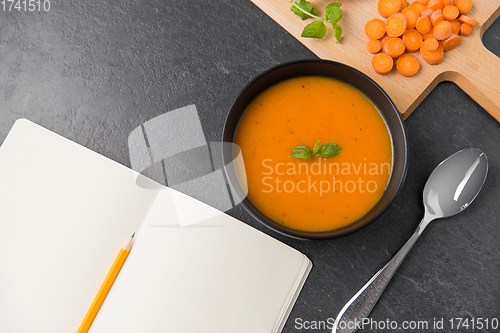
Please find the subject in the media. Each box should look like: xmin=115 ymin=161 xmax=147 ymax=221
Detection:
xmin=1 ymin=1 xmax=499 ymax=332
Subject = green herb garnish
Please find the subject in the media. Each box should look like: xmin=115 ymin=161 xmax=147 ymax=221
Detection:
xmin=302 ymin=20 xmax=328 ymax=39
xmin=313 ymin=140 xmax=320 ymax=154
xmin=290 ymin=0 xmax=317 ymax=20
xmin=315 ymin=142 xmax=342 ymax=158
xmin=288 ymin=1 xmax=343 ymax=43
xmin=290 ymin=145 xmax=313 ymax=160
xmin=291 ymin=141 xmax=342 ymax=160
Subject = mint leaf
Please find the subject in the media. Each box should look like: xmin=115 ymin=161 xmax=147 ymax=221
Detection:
xmin=301 ymin=20 xmax=327 ymax=39
xmin=313 ymin=140 xmax=320 ymax=154
xmin=290 ymin=0 xmax=318 ymax=20
xmin=315 ymin=142 xmax=342 ymax=158
xmin=289 ymin=0 xmax=344 ymax=42
xmin=333 ymin=24 xmax=342 ymax=43
xmin=325 ymin=3 xmax=342 ymax=25
xmin=291 ymin=145 xmax=313 ymax=160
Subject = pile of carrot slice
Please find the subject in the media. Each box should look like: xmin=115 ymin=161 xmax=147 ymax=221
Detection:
xmin=366 ymin=0 xmax=479 ymax=76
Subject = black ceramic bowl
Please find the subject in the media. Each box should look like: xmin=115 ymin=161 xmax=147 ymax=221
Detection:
xmin=222 ymin=59 xmax=407 ymax=239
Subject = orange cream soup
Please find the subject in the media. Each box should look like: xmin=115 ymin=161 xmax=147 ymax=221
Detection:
xmin=234 ymin=76 xmax=393 ymax=232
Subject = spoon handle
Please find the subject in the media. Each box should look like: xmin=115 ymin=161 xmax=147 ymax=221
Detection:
xmin=333 ymin=219 xmax=429 ymax=333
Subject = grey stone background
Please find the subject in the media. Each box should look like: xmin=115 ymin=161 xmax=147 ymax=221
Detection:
xmin=0 ymin=1 xmax=499 ymax=332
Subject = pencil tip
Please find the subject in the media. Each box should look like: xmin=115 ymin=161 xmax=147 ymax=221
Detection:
xmin=132 ymin=232 xmax=135 ymax=238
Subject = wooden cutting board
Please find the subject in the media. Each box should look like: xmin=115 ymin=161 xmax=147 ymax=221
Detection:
xmin=250 ymin=0 xmax=500 ymax=121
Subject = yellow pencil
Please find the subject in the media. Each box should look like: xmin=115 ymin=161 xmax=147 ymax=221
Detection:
xmin=76 ymin=233 xmax=135 ymax=333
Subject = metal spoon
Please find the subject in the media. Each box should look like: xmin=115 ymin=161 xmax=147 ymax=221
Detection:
xmin=332 ymin=148 xmax=488 ymax=333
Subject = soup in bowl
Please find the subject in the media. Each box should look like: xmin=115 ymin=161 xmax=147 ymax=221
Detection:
xmin=223 ymin=60 xmax=407 ymax=239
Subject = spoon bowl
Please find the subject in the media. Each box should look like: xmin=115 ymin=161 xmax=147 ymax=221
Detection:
xmin=423 ymin=148 xmax=488 ymax=221
xmin=332 ymin=148 xmax=488 ymax=333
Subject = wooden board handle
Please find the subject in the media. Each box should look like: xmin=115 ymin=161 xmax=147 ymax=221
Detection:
xmin=454 ymin=41 xmax=500 ymax=122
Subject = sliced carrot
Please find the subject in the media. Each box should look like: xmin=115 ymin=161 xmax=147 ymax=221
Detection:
xmin=400 ymin=0 xmax=408 ymax=11
xmin=424 ymin=37 xmax=440 ymax=51
xmin=431 ymin=9 xmax=445 ymax=26
xmin=454 ymin=0 xmax=472 ymax=15
xmin=381 ymin=35 xmax=391 ymax=49
xmin=366 ymin=0 xmax=471 ymax=77
xmin=372 ymin=53 xmax=394 ymax=74
xmin=450 ymin=19 xmax=461 ymax=34
xmin=458 ymin=15 xmax=479 ymax=27
xmin=365 ymin=19 xmax=387 ymax=40
xmin=434 ymin=20 xmax=452 ymax=40
xmin=460 ymin=22 xmax=472 ymax=36
xmin=403 ymin=28 xmax=423 ymax=52
xmin=443 ymin=5 xmax=460 ymax=21
xmin=383 ymin=37 xmax=406 ymax=58
xmin=386 ymin=13 xmax=408 ymax=37
xmin=441 ymin=33 xmax=461 ymax=51
xmin=401 ymin=7 xmax=420 ymax=29
xmin=420 ymin=8 xmax=435 ymax=18
xmin=396 ymin=53 xmax=420 ymax=76
xmin=409 ymin=1 xmax=427 ymax=14
xmin=427 ymin=0 xmax=445 ymax=11
xmin=367 ymin=39 xmax=383 ymax=53
xmin=410 ymin=1 xmax=427 ymax=14
xmin=416 ymin=16 xmax=432 ymax=34
xmin=420 ymin=41 xmax=444 ymax=65
xmin=378 ymin=0 xmax=402 ymax=18
xmin=422 ymin=27 xmax=435 ymax=39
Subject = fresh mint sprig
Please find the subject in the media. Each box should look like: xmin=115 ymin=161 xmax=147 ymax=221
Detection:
xmin=288 ymin=0 xmax=343 ymax=43
xmin=291 ymin=141 xmax=342 ymax=160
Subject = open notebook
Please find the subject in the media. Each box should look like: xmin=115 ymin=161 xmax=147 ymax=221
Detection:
xmin=0 ymin=119 xmax=311 ymax=333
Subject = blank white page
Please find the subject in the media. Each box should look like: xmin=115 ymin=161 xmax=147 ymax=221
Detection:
xmin=89 ymin=188 xmax=312 ymax=333
xmin=0 ymin=119 xmax=160 ymax=333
